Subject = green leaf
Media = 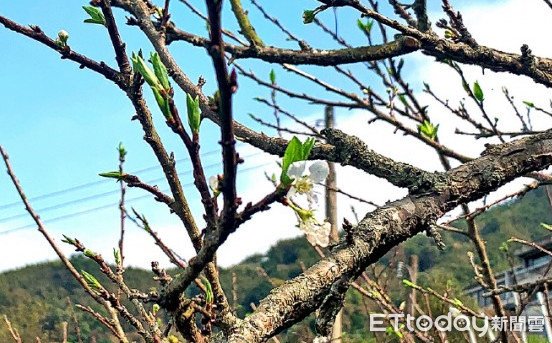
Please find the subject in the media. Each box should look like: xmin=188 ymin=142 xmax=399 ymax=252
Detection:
xmin=281 ymin=137 xmax=303 ymax=184
xmin=280 ymin=137 xmax=316 ymax=185
xmin=150 ymin=52 xmax=170 ymax=91
xmin=152 ymin=87 xmax=172 ymax=120
xmin=154 ymin=7 xmax=164 ymax=19
xmin=499 ymin=242 xmax=509 ymax=252
xmin=302 ymin=10 xmax=316 ymax=24
xmin=99 ymin=171 xmax=125 ymax=181
xmin=461 ymin=80 xmax=470 ymax=94
xmin=473 ymin=81 xmax=484 ymax=102
xmin=113 ymin=248 xmax=121 ymax=265
xmin=357 ymin=19 xmax=373 ymax=34
xmin=204 ymin=279 xmax=213 ymax=304
xmin=61 ymin=234 xmax=75 ymax=245
xmin=541 ymin=222 xmax=552 ymax=231
xmin=300 ymin=137 xmax=315 ymax=160
xmin=402 ymin=279 xmax=415 ymax=288
xmin=417 ymin=120 xmax=439 ymax=140
xmin=366 ymin=20 xmax=374 ymax=33
xmin=269 ymin=69 xmax=276 ymax=84
xmin=523 ymin=101 xmax=535 ymax=108
xmin=82 ymin=6 xmax=106 ymax=26
xmin=81 ymin=270 xmax=102 ymax=290
xmin=386 ymin=326 xmax=403 ymax=339
xmin=117 ymin=142 xmax=127 ymax=159
xmin=186 ymin=93 xmax=201 ymax=134
xmin=83 ymin=249 xmax=95 ymax=258
xmin=398 ymin=94 xmax=408 ymax=106
xmin=356 ymin=19 xmax=364 ymax=31
xmin=84 ymin=18 xmax=104 ymax=25
xmin=131 ymin=52 xmax=162 ymax=90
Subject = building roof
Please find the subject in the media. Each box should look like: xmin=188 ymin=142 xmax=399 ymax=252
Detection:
xmin=514 ymin=235 xmax=552 ymax=259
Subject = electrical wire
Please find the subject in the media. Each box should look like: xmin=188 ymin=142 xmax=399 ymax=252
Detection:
xmin=0 ymin=148 xmax=226 ymax=210
xmin=0 ymin=151 xmax=262 ymax=223
xmin=0 ymin=162 xmax=273 ymax=236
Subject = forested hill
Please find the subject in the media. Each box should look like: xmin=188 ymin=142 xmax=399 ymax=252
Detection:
xmin=1 ymin=187 xmax=551 ymax=342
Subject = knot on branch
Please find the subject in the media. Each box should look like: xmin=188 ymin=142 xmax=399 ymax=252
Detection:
xmin=426 ymin=225 xmax=446 ymax=250
xmin=322 ymin=128 xmax=363 ymax=165
xmin=342 ymin=218 xmax=354 ymax=245
xmin=520 ymin=44 xmax=535 ymax=69
xmin=412 ymin=0 xmax=430 ymax=32
xmin=397 ymin=35 xmax=422 ymax=50
xmin=315 ymin=274 xmax=351 ymax=336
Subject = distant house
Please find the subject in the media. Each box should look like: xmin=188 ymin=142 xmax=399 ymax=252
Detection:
xmin=466 ymin=236 xmax=552 ymax=309
xmin=464 ymin=236 xmax=552 ymax=341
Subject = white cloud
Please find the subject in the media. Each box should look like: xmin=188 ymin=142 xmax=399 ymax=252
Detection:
xmin=0 ymin=228 xmax=74 ymax=271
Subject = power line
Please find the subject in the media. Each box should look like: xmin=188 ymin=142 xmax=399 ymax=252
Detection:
xmin=0 ymin=151 xmax=263 ymax=224
xmin=0 ymin=148 xmax=224 ymax=211
xmin=0 ymin=162 xmax=272 ymax=236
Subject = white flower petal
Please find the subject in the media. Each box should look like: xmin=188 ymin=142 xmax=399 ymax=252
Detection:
xmin=287 ymin=186 xmax=297 ymax=198
xmin=308 ymin=192 xmax=318 ymax=205
xmin=287 ymin=161 xmax=306 ymax=179
xmin=301 ymin=218 xmax=332 ymax=248
xmin=317 ymin=222 xmax=332 ymax=247
xmin=308 ymin=161 xmax=329 ymax=183
xmin=305 ymin=232 xmax=318 ymax=247
xmin=208 ymin=175 xmax=219 ymax=191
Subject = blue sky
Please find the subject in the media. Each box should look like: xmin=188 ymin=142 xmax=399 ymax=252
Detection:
xmin=0 ymin=0 xmax=544 ymax=271
xmin=0 ymin=0 xmax=391 ymax=269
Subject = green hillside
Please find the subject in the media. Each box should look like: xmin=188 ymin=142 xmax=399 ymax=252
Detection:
xmin=1 ymin=187 xmax=551 ymax=342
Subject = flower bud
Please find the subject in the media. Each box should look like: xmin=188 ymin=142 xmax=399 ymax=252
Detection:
xmin=58 ymin=30 xmax=69 ymax=44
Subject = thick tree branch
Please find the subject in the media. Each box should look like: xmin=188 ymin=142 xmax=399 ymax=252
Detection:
xmin=166 ymin=7 xmax=552 ymax=89
xmin=227 ymin=130 xmax=552 ymax=342
xmin=323 ymin=129 xmax=445 ymax=192
xmin=166 ymin=27 xmax=421 ymax=65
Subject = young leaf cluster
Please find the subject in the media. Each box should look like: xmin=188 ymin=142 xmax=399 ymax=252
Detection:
xmin=82 ymin=6 xmax=106 ymax=26
xmin=131 ymin=52 xmax=174 ymax=121
xmin=417 ymin=120 xmax=439 ymax=140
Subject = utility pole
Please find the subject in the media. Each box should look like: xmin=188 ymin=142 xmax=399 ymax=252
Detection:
xmin=325 ymin=106 xmax=341 ymax=343
xmin=405 ymin=254 xmax=418 ymax=316
xmin=325 ymin=106 xmax=338 ymax=243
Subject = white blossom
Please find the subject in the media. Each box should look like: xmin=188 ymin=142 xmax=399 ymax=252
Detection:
xmin=299 ymin=217 xmax=331 ymax=248
xmin=291 ymin=206 xmax=331 ymax=248
xmin=285 ymin=161 xmax=331 ymax=247
xmin=209 ymin=175 xmax=220 ymax=196
xmin=286 ymin=161 xmax=329 ymax=205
